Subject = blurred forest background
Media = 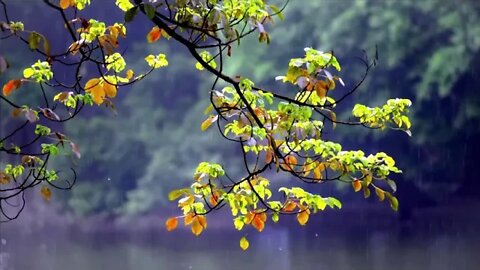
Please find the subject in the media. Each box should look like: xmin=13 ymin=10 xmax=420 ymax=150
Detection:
xmin=1 ymin=1 xmax=480 ymax=270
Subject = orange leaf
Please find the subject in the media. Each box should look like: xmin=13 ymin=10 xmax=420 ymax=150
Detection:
xmin=147 ymin=26 xmax=162 ymax=43
xmin=283 ymin=201 xmax=296 ymax=212
xmin=40 ymin=186 xmax=52 ymax=201
xmin=165 ymin=217 xmax=178 ymax=232
xmin=103 ymin=81 xmax=117 ymax=98
xmin=184 ymin=213 xmax=195 ymax=225
xmin=197 ymin=215 xmax=207 ymax=230
xmin=297 ymin=210 xmax=310 ymax=226
xmin=3 ymin=79 xmax=22 ymax=96
xmin=191 ymin=218 xmax=204 ymax=236
xmin=59 ymin=0 xmax=74 ymax=9
xmin=125 ymin=69 xmax=134 ymax=80
xmin=265 ymin=149 xmax=273 ymax=164
xmin=352 ymin=180 xmax=362 ymax=192
xmin=251 ymin=216 xmax=265 ymax=232
xmin=84 ymin=78 xmax=104 ymax=105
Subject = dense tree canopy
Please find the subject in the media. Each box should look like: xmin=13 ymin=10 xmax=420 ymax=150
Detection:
xmin=0 ymin=0 xmax=413 ymax=249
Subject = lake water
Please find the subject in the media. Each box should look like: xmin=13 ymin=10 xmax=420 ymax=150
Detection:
xmin=1 ymin=207 xmax=479 ymax=270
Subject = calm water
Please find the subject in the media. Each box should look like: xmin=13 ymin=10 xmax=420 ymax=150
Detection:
xmin=1 ymin=209 xmax=479 ymax=270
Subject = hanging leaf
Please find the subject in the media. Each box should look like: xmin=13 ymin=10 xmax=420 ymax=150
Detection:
xmin=40 ymin=186 xmax=52 ymax=201
xmin=297 ymin=210 xmax=310 ymax=226
xmin=375 ymin=187 xmax=385 ymax=202
xmin=352 ymin=179 xmax=362 ymax=192
xmin=239 ymin=236 xmax=249 ymax=251
xmin=2 ymin=79 xmax=22 ymax=96
xmin=191 ymin=217 xmax=204 ymax=236
xmin=165 ymin=217 xmax=178 ymax=232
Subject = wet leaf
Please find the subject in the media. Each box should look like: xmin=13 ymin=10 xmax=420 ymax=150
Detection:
xmin=165 ymin=217 xmax=178 ymax=232
xmin=239 ymin=236 xmax=249 ymax=250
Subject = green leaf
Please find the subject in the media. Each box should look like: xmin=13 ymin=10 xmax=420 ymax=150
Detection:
xmin=125 ymin=6 xmax=138 ymax=23
xmin=144 ymin=4 xmax=155 ymax=19
xmin=28 ymin=32 xmax=42 ymax=51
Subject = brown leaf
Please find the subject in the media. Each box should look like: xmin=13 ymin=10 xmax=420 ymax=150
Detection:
xmin=40 ymin=186 xmax=52 ymax=201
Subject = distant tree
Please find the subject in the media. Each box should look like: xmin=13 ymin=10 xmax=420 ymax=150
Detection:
xmin=0 ymin=0 xmax=411 ymax=249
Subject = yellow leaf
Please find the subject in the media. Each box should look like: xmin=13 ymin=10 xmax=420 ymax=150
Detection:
xmin=147 ymin=26 xmax=162 ymax=43
xmin=375 ymin=187 xmax=385 ymax=202
xmin=201 ymin=115 xmax=218 ymax=131
xmin=297 ymin=210 xmax=309 ymax=226
xmin=125 ymin=69 xmax=134 ymax=80
xmin=165 ymin=217 xmax=178 ymax=232
xmin=40 ymin=186 xmax=52 ymax=201
xmin=239 ymin=236 xmax=249 ymax=251
xmin=2 ymin=79 xmax=22 ymax=96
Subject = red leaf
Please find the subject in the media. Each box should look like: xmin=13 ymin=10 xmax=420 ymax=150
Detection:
xmin=2 ymin=79 xmax=22 ymax=96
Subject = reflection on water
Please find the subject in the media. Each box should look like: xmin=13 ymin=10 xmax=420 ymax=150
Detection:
xmin=1 ymin=215 xmax=479 ymax=270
